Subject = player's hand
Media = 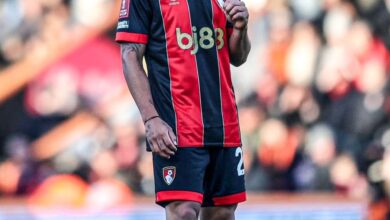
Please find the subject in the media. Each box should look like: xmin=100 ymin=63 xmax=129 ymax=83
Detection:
xmin=223 ymin=0 xmax=249 ymax=30
xmin=145 ymin=117 xmax=177 ymax=159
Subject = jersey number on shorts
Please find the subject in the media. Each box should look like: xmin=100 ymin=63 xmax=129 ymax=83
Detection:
xmin=235 ymin=148 xmax=245 ymax=176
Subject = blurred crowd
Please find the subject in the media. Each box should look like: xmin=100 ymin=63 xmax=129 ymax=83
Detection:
xmin=1 ymin=0 xmax=390 ymax=218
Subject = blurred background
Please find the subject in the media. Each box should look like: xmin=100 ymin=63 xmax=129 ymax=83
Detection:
xmin=0 ymin=0 xmax=390 ymax=219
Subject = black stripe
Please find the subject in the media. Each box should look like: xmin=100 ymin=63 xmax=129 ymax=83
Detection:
xmin=146 ymin=1 xmax=177 ymax=138
xmin=187 ymin=0 xmax=224 ymax=145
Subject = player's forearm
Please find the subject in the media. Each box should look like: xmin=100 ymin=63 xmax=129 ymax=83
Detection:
xmin=229 ymin=27 xmax=251 ymax=67
xmin=121 ymin=44 xmax=159 ymax=122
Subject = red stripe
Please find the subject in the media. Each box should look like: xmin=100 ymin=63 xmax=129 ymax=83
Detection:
xmin=115 ymin=32 xmax=148 ymax=44
xmin=159 ymin=0 xmax=204 ymax=146
xmin=156 ymin=191 xmax=203 ymax=203
xmin=211 ymin=0 xmax=241 ymax=146
xmin=212 ymin=192 xmax=246 ymax=206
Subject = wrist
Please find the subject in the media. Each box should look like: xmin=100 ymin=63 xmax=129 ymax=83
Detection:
xmin=233 ymin=24 xmax=248 ymax=32
xmin=143 ymin=115 xmax=159 ymax=124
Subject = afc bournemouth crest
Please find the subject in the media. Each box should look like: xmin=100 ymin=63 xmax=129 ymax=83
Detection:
xmin=163 ymin=166 xmax=176 ymax=185
xmin=119 ymin=0 xmax=130 ymax=18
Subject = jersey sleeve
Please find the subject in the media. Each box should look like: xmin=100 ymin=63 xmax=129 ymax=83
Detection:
xmin=115 ymin=0 xmax=152 ymax=44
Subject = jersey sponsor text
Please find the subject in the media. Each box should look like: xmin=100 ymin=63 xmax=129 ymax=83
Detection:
xmin=176 ymin=26 xmax=225 ymax=54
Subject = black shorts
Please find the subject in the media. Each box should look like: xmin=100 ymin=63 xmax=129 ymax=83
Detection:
xmin=153 ymin=147 xmax=246 ymax=207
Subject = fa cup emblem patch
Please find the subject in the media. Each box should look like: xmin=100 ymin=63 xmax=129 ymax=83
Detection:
xmin=163 ymin=166 xmax=176 ymax=185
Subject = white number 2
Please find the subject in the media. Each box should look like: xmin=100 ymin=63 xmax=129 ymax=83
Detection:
xmin=235 ymin=148 xmax=245 ymax=176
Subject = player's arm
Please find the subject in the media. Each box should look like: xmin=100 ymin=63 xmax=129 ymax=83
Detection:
xmin=121 ymin=43 xmax=177 ymax=159
xmin=224 ymin=0 xmax=251 ymax=67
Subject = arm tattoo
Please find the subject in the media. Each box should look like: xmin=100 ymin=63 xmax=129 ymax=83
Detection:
xmin=121 ymin=43 xmax=144 ymax=62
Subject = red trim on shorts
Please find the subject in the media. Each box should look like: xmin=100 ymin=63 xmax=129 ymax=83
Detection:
xmin=115 ymin=32 xmax=148 ymax=44
xmin=212 ymin=192 xmax=246 ymax=206
xmin=156 ymin=191 xmax=203 ymax=203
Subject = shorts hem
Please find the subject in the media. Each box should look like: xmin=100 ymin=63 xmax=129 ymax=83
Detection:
xmin=212 ymin=192 xmax=247 ymax=206
xmin=156 ymin=190 xmax=203 ymax=204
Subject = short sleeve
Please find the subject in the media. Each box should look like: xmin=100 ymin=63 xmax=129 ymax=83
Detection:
xmin=115 ymin=0 xmax=152 ymax=44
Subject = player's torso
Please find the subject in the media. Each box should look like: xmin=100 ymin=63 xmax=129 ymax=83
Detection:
xmin=146 ymin=0 xmax=241 ymax=147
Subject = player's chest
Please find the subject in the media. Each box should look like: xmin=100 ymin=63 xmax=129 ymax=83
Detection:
xmin=155 ymin=0 xmax=227 ymax=26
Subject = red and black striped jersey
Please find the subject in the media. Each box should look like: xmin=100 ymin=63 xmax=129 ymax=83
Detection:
xmin=116 ymin=0 xmax=241 ymax=148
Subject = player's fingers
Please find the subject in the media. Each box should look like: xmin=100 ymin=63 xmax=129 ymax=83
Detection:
xmin=224 ymin=4 xmax=236 ymax=14
xmin=168 ymin=129 xmax=178 ymax=146
xmin=232 ymin=11 xmax=248 ymax=21
xmin=223 ymin=1 xmax=241 ymax=13
xmin=157 ymin=137 xmax=175 ymax=156
xmin=149 ymin=139 xmax=160 ymax=153
xmin=158 ymin=150 xmax=171 ymax=159
xmin=154 ymin=140 xmax=171 ymax=159
xmin=228 ymin=5 xmax=246 ymax=17
xmin=163 ymin=133 xmax=177 ymax=152
xmin=157 ymin=138 xmax=175 ymax=156
xmin=226 ymin=14 xmax=233 ymax=23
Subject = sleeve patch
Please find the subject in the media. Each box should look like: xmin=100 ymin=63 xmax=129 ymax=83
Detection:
xmin=119 ymin=0 xmax=131 ymax=18
xmin=117 ymin=20 xmax=129 ymax=29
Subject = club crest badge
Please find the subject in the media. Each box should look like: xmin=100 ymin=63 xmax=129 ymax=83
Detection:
xmin=163 ymin=166 xmax=176 ymax=185
xmin=119 ymin=0 xmax=130 ymax=18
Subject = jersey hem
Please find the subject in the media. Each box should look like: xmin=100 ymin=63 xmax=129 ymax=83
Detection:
xmin=115 ymin=32 xmax=148 ymax=44
xmin=146 ymin=142 xmax=241 ymax=152
xmin=177 ymin=142 xmax=242 ymax=148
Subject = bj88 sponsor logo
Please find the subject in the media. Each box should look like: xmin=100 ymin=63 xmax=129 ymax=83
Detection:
xmin=176 ymin=26 xmax=225 ymax=54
